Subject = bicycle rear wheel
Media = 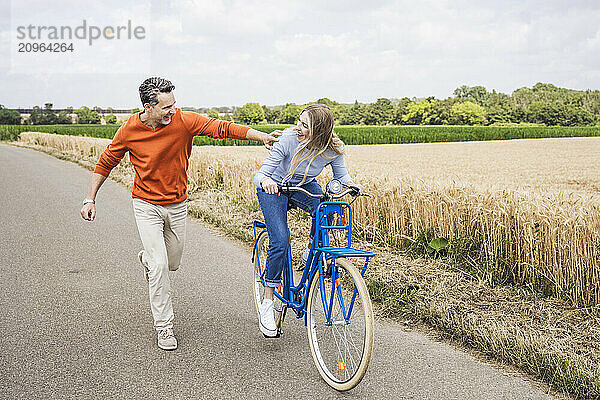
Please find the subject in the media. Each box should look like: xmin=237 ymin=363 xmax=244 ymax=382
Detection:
xmin=306 ymin=258 xmax=374 ymax=391
xmin=253 ymin=231 xmax=283 ymax=328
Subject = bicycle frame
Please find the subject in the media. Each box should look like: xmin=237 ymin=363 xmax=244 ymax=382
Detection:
xmin=252 ymin=198 xmax=375 ymax=327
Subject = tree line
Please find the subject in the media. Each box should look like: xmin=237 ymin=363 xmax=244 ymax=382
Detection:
xmin=2 ymin=83 xmax=598 ymax=126
xmin=231 ymin=83 xmax=599 ymax=126
xmin=0 ymin=104 xmax=122 ymax=125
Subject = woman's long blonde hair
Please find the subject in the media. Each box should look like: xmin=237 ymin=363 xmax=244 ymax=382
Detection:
xmin=285 ymin=104 xmax=345 ymax=185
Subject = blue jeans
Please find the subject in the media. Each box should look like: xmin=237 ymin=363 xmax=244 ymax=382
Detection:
xmin=256 ymin=181 xmax=324 ymax=287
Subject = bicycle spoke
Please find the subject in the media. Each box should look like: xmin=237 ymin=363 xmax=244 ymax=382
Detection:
xmin=330 ymin=324 xmax=358 ymax=380
xmin=344 ymin=327 xmax=363 ymax=358
xmin=331 ymin=295 xmax=359 ymax=377
xmin=330 ymin=323 xmax=346 ymax=379
xmin=342 ymin=326 xmax=358 ymax=372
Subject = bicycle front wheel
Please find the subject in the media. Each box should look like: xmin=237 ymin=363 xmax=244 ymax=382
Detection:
xmin=253 ymin=231 xmax=283 ymax=328
xmin=306 ymin=258 xmax=374 ymax=391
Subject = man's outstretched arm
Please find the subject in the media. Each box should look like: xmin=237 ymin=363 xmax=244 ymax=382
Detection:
xmin=80 ymin=173 xmax=107 ymax=221
xmin=183 ymin=111 xmax=280 ymax=149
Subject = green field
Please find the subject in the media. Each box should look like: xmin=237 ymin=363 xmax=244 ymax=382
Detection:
xmin=2 ymin=124 xmax=600 ymax=145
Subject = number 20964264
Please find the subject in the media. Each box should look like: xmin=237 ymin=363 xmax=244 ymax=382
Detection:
xmin=18 ymin=42 xmax=74 ymax=52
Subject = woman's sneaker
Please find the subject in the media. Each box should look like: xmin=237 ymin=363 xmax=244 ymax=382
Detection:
xmin=258 ymin=299 xmax=278 ymax=338
xmin=157 ymin=328 xmax=177 ymax=350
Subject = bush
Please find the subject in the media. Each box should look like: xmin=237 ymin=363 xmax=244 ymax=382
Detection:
xmin=0 ymin=106 xmax=21 ymax=125
xmin=450 ymin=101 xmax=487 ymax=125
xmin=232 ymin=103 xmax=265 ymax=124
xmin=105 ymin=114 xmax=117 ymax=124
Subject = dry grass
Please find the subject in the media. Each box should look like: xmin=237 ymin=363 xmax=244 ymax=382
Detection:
xmin=13 ymin=132 xmax=600 ymax=398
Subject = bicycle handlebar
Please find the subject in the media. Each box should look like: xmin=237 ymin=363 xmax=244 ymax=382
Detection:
xmin=276 ymin=184 xmax=370 ymax=200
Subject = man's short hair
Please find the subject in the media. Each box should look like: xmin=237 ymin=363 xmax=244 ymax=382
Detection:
xmin=139 ymin=77 xmax=175 ymax=106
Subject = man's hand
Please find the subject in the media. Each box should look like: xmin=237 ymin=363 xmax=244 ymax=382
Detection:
xmin=261 ymin=130 xmax=281 ymax=150
xmin=245 ymin=128 xmax=281 ymax=150
xmin=261 ymin=177 xmax=279 ymax=195
xmin=81 ymin=173 xmax=106 ymax=221
xmin=81 ymin=203 xmax=96 ymax=221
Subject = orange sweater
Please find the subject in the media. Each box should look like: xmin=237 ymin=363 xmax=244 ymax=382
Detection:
xmin=94 ymin=108 xmax=250 ymax=204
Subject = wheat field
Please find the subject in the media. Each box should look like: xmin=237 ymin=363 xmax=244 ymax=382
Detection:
xmin=193 ymin=137 xmax=600 ymax=195
xmin=19 ymin=132 xmax=600 ymax=306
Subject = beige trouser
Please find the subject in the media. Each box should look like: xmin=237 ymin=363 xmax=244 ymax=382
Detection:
xmin=132 ymin=198 xmax=187 ymax=331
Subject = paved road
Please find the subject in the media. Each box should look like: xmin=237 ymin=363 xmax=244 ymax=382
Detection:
xmin=0 ymin=144 xmax=556 ymax=399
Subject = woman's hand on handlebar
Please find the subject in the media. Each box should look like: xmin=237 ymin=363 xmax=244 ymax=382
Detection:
xmin=261 ymin=177 xmax=279 ymax=195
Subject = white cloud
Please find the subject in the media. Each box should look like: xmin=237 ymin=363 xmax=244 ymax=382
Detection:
xmin=274 ymin=33 xmax=360 ymax=59
xmin=173 ymin=0 xmax=298 ymax=38
xmin=153 ymin=16 xmax=202 ymax=45
xmin=585 ymin=29 xmax=600 ymax=51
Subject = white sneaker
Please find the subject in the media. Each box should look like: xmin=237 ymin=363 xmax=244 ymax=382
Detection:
xmin=138 ymin=250 xmax=149 ymax=282
xmin=157 ymin=328 xmax=177 ymax=350
xmin=258 ymin=299 xmax=278 ymax=338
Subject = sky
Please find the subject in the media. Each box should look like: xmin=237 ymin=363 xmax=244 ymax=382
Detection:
xmin=0 ymin=0 xmax=599 ymax=108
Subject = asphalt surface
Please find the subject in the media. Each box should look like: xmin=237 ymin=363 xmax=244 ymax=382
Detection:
xmin=0 ymin=143 xmax=556 ymax=399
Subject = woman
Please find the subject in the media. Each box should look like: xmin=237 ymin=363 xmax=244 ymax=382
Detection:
xmin=254 ymin=104 xmax=360 ymax=337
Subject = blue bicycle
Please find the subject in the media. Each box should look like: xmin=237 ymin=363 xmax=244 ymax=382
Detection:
xmin=252 ymin=179 xmax=375 ymax=391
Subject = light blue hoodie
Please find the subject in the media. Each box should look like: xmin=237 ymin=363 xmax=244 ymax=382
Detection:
xmin=253 ymin=128 xmax=352 ymax=189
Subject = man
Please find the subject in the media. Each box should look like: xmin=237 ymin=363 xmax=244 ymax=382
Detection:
xmin=80 ymin=77 xmax=278 ymax=350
